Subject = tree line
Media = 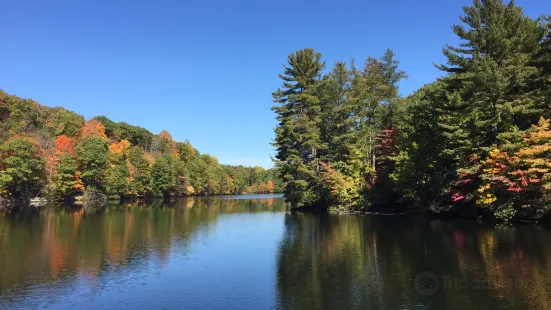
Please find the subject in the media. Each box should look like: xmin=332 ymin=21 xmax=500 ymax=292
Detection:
xmin=0 ymin=91 xmax=283 ymax=204
xmin=272 ymin=0 xmax=551 ymax=221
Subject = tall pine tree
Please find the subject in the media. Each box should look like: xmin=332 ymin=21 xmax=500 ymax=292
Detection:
xmin=272 ymin=48 xmax=326 ymax=207
xmin=438 ymin=0 xmax=544 ymax=152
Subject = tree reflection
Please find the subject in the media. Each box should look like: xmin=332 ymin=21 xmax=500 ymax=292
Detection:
xmin=276 ymin=214 xmax=551 ymax=310
xmin=0 ymin=196 xmax=286 ymax=307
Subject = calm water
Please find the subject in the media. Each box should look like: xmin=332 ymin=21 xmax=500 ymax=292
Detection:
xmin=1 ymin=195 xmax=551 ymax=309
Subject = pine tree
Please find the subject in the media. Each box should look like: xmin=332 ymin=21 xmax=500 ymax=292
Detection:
xmin=438 ymin=0 xmax=544 ymax=151
xmin=349 ymin=50 xmax=407 ymax=179
xmin=319 ymin=62 xmax=354 ymax=163
xmin=272 ymin=48 xmax=326 ymax=207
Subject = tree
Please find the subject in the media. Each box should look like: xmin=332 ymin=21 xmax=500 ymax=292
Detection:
xmin=0 ymin=137 xmax=45 ymax=199
xmin=319 ymin=62 xmax=354 ymax=163
xmin=45 ymin=107 xmax=84 ymax=137
xmin=127 ymin=146 xmax=151 ymax=196
xmin=159 ymin=130 xmax=178 ymax=156
xmin=319 ymin=162 xmax=362 ymax=211
xmin=272 ymin=48 xmax=326 ymax=207
xmin=349 ymin=50 xmax=407 ymax=177
xmin=109 ymin=139 xmax=131 ymax=156
xmin=477 ymin=117 xmax=551 ymax=219
xmin=105 ymin=162 xmax=129 ymax=196
xmin=93 ymin=115 xmax=121 ymax=140
xmin=76 ymin=136 xmax=109 ymax=190
xmin=438 ymin=0 xmax=544 ymax=150
xmin=53 ymin=153 xmax=82 ymax=200
xmin=81 ymin=119 xmax=107 ymax=139
xmin=55 ymin=135 xmax=76 ymax=155
xmin=0 ymin=88 xmax=282 ymax=202
xmin=150 ymin=155 xmax=175 ymax=197
xmin=176 ymin=140 xmax=197 ymax=163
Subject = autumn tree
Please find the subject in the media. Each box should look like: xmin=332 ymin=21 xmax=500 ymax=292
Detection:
xmin=81 ymin=119 xmax=107 ymax=139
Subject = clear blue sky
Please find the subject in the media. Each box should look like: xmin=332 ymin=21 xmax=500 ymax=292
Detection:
xmin=1 ymin=0 xmax=547 ymax=168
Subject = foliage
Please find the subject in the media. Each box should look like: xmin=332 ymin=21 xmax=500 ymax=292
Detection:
xmin=272 ymin=48 xmax=326 ymax=207
xmin=53 ymin=153 xmax=82 ymax=200
xmin=271 ymin=0 xmax=551 ymax=221
xmin=76 ymin=136 xmax=109 ymax=190
xmin=81 ymin=120 xmax=107 ymax=139
xmin=0 ymin=89 xmax=281 ymax=202
xmin=320 ymin=162 xmax=362 ymax=211
xmin=150 ymin=155 xmax=175 ymax=197
xmin=105 ymin=162 xmax=129 ymax=196
xmin=0 ymin=137 xmax=45 ymax=199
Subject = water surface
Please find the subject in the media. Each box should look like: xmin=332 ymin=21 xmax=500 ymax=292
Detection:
xmin=1 ymin=195 xmax=551 ymax=309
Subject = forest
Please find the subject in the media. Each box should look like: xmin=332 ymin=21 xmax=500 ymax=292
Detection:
xmin=0 ymin=90 xmax=282 ymax=205
xmin=272 ymin=0 xmax=551 ymax=221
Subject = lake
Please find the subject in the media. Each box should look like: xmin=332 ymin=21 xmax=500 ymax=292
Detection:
xmin=1 ymin=194 xmax=551 ymax=309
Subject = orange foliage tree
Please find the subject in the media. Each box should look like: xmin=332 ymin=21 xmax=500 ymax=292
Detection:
xmin=109 ymin=139 xmax=131 ymax=156
xmin=477 ymin=117 xmax=551 ymax=217
xmin=55 ymin=135 xmax=76 ymax=155
xmin=159 ymin=130 xmax=178 ymax=156
xmin=81 ymin=120 xmax=107 ymax=139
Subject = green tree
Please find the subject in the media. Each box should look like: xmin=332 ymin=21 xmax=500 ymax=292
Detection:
xmin=93 ymin=115 xmax=121 ymax=140
xmin=438 ymin=0 xmax=544 ymax=151
xmin=150 ymin=155 xmax=175 ymax=197
xmin=319 ymin=62 xmax=354 ymax=163
xmin=76 ymin=136 xmax=109 ymax=190
xmin=272 ymin=48 xmax=326 ymax=207
xmin=0 ymin=137 xmax=45 ymax=200
xmin=45 ymin=107 xmax=85 ymax=137
xmin=127 ymin=146 xmax=151 ymax=196
xmin=105 ymin=162 xmax=129 ymax=196
xmin=53 ymin=153 xmax=80 ymax=200
xmin=176 ymin=140 xmax=197 ymax=163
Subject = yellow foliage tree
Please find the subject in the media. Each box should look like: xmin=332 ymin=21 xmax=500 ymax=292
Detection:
xmin=109 ymin=139 xmax=131 ymax=156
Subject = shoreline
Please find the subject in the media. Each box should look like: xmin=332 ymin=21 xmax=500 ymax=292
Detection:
xmin=289 ymin=205 xmax=551 ymax=226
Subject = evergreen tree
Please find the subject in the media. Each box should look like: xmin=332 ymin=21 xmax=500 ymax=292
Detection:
xmin=438 ymin=0 xmax=544 ymax=151
xmin=272 ymin=48 xmax=326 ymax=207
xmin=349 ymin=50 xmax=407 ymax=179
xmin=319 ymin=62 xmax=353 ymax=163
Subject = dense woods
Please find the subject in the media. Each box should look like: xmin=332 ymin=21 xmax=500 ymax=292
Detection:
xmin=0 ymin=91 xmax=282 ymax=205
xmin=273 ymin=0 xmax=551 ymax=221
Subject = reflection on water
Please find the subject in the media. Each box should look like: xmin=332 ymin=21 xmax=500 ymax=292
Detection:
xmin=1 ymin=196 xmax=551 ymax=309
xmin=0 ymin=196 xmax=286 ymax=309
xmin=277 ymin=213 xmax=551 ymax=310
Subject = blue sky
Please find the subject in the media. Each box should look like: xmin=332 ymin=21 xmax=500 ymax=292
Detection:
xmin=1 ymin=0 xmax=547 ymax=168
